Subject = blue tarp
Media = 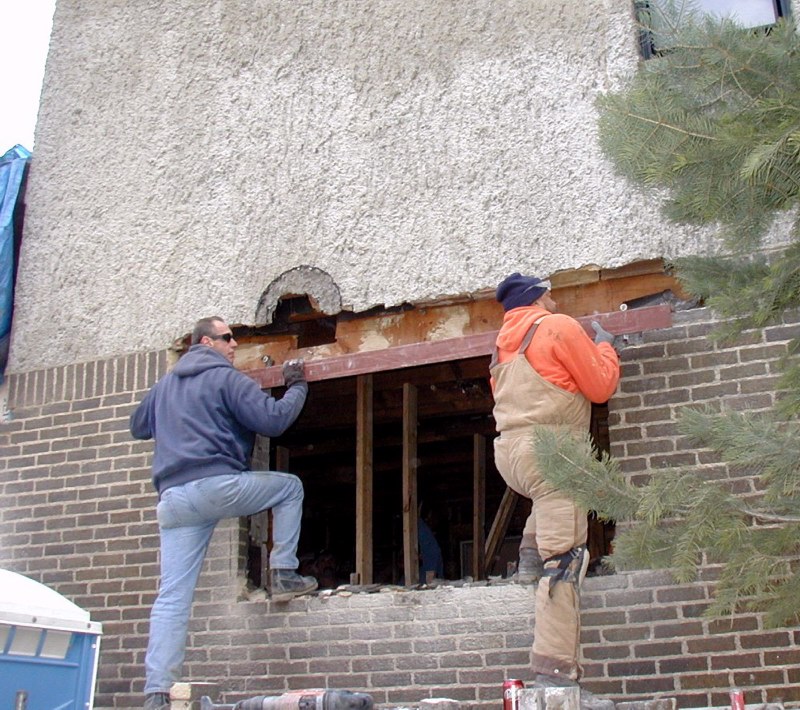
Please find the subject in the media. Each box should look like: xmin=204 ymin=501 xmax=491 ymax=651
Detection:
xmin=0 ymin=144 xmax=31 ymax=378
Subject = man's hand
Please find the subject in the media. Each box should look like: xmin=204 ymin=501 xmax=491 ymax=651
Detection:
xmin=283 ymin=358 xmax=306 ymax=387
xmin=591 ymin=321 xmax=615 ymax=345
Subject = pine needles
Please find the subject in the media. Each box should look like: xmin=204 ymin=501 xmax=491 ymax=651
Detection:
xmin=540 ymin=0 xmax=800 ymax=629
xmin=599 ymin=9 xmax=800 ymax=250
xmin=533 ymin=428 xmax=800 ymax=626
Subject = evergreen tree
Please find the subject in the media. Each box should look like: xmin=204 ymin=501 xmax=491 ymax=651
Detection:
xmin=536 ymin=2 xmax=800 ymax=626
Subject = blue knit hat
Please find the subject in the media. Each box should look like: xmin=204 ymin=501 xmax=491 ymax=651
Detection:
xmin=496 ymin=273 xmax=550 ymax=312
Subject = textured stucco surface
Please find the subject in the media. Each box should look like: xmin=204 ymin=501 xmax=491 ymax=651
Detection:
xmin=12 ymin=1 xmax=721 ymax=371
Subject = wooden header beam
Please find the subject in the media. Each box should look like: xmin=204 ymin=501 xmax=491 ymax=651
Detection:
xmin=243 ymin=304 xmax=672 ymax=388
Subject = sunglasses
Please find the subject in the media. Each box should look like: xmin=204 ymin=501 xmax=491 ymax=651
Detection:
xmin=209 ymin=332 xmax=234 ymax=342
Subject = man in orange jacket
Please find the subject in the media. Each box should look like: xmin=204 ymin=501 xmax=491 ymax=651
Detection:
xmin=490 ymin=273 xmax=620 ymax=708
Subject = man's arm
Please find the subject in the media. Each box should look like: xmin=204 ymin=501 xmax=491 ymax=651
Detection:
xmin=130 ymin=388 xmax=155 ymax=440
xmin=224 ymin=371 xmax=308 ymax=437
xmin=554 ymin=317 xmax=621 ymax=403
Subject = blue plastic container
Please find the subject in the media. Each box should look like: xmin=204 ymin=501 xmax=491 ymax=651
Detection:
xmin=0 ymin=569 xmax=102 ymax=710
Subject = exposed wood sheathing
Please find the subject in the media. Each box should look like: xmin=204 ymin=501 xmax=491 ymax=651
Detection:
xmin=235 ymin=260 xmax=683 ymax=385
xmin=550 ymin=260 xmax=688 ymax=317
xmin=244 ymin=304 xmax=671 ymax=387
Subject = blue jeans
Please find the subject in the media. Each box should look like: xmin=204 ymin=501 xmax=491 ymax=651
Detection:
xmin=144 ymin=471 xmax=304 ymax=694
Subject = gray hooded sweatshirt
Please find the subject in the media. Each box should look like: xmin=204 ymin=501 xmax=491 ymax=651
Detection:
xmin=130 ymin=345 xmax=307 ymax=494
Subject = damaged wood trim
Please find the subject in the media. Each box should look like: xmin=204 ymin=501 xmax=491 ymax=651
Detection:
xmin=244 ymin=304 xmax=673 ymax=387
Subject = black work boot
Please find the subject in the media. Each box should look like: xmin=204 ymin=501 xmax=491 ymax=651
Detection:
xmin=563 ymin=545 xmax=590 ymax=588
xmin=143 ymin=692 xmax=170 ymax=710
xmin=516 ymin=547 xmax=544 ymax=584
xmin=269 ymin=569 xmax=318 ymax=602
xmin=542 ymin=544 xmax=590 ymax=590
xmin=533 ymin=674 xmax=615 ymax=710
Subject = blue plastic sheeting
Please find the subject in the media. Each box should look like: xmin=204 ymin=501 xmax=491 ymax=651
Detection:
xmin=0 ymin=145 xmax=31 ymax=377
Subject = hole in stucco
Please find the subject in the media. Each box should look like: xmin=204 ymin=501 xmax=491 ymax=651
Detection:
xmin=255 ymin=265 xmax=342 ymax=326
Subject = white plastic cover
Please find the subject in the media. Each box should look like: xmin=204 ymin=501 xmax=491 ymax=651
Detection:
xmin=0 ymin=569 xmax=102 ymax=634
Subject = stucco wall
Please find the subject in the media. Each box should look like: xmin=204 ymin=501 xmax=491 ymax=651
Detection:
xmin=9 ymin=0 xmax=723 ymax=372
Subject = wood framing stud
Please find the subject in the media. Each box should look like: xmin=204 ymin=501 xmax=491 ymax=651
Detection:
xmin=402 ymin=383 xmax=419 ymax=586
xmin=355 ymin=374 xmax=374 ymax=585
xmin=472 ymin=434 xmax=486 ymax=580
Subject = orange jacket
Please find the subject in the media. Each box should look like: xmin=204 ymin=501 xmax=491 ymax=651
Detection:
xmin=491 ymin=305 xmax=620 ymax=403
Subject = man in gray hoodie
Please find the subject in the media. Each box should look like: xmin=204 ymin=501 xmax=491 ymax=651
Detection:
xmin=131 ymin=316 xmax=315 ymax=710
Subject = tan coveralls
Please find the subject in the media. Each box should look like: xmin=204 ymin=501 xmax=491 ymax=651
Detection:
xmin=491 ymin=317 xmax=591 ymax=680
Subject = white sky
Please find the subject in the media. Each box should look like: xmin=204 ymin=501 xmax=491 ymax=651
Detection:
xmin=0 ymin=2 xmax=57 ymax=153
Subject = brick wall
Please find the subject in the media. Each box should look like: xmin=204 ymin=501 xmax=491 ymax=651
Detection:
xmin=0 ymin=351 xmax=168 ymax=704
xmin=604 ymin=307 xmax=800 ymax=707
xmin=0 ymin=307 xmax=798 ymax=709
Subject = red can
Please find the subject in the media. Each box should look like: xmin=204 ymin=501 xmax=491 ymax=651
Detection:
xmin=730 ymin=690 xmax=745 ymax=710
xmin=503 ymin=679 xmax=525 ymax=710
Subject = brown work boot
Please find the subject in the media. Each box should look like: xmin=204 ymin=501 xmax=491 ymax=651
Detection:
xmin=515 ymin=547 xmax=544 ymax=584
xmin=269 ymin=569 xmax=318 ymax=602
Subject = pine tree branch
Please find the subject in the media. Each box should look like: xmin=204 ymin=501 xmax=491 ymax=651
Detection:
xmin=742 ymin=509 xmax=800 ymax=524
xmin=593 ymin=8 xmax=800 ymax=627
xmin=613 ymin=110 xmax=717 ymax=142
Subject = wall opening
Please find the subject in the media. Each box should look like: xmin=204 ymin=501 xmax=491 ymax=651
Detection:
xmin=246 ymin=359 xmax=615 ymax=591
xmin=233 ymin=258 xmax=690 ymax=592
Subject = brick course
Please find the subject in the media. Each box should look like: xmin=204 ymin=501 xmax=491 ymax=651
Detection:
xmin=1 ymin=308 xmax=799 ymax=708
